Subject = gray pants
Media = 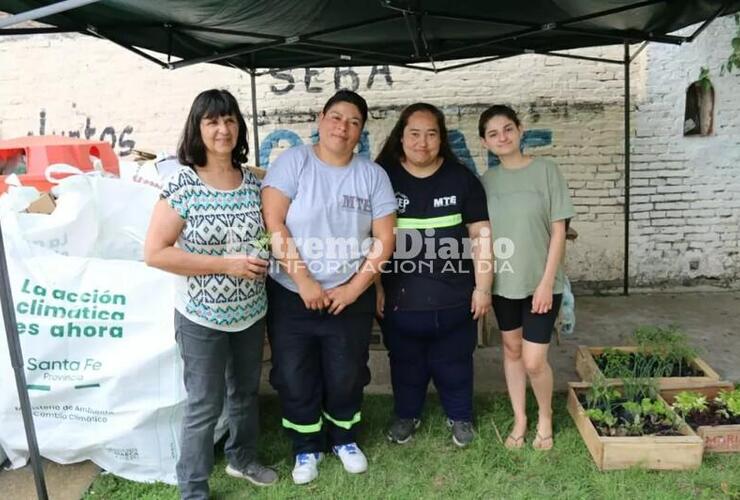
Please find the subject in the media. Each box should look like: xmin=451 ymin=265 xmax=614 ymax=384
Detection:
xmin=174 ymin=311 xmax=265 ymax=500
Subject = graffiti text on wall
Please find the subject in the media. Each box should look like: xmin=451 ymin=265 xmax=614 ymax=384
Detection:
xmin=269 ymin=66 xmax=393 ymax=95
xmin=259 ymin=128 xmax=553 ymax=171
xmin=27 ymin=110 xmax=136 ymax=157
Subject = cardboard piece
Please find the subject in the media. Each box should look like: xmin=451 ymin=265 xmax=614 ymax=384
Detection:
xmin=25 ymin=192 xmax=56 ymax=214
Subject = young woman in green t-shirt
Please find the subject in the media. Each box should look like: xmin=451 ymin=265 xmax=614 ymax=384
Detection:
xmin=478 ymin=105 xmax=576 ymax=451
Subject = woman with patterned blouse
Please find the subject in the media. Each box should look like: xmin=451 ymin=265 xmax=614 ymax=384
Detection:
xmin=145 ymin=89 xmax=277 ymax=499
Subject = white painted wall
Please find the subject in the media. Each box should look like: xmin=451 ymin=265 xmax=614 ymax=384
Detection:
xmin=630 ymin=18 xmax=740 ymax=286
xmin=0 ymin=14 xmax=737 ymax=288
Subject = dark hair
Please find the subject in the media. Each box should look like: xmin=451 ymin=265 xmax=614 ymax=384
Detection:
xmin=322 ymin=90 xmax=369 ymax=125
xmin=375 ymin=102 xmax=460 ymax=168
xmin=177 ymin=89 xmax=249 ymax=169
xmin=478 ymin=104 xmax=521 ymax=137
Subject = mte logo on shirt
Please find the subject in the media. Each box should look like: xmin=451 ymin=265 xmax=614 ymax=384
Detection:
xmin=396 ymin=192 xmax=410 ymax=214
xmin=433 ymin=195 xmax=457 ymax=208
xmin=340 ymin=195 xmax=372 ymax=213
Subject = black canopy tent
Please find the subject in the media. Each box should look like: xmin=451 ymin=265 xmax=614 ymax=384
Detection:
xmin=1 ymin=1 xmax=738 ymax=498
xmin=1 ymin=0 xmax=735 ymax=69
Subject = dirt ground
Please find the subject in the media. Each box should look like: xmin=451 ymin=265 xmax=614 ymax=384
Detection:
xmin=2 ymin=290 xmax=738 ymax=499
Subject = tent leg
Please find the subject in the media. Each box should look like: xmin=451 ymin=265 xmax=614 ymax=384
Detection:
xmin=623 ymin=43 xmax=631 ymax=296
xmin=249 ymin=70 xmax=261 ymax=167
xmin=0 ymin=223 xmax=49 ymax=500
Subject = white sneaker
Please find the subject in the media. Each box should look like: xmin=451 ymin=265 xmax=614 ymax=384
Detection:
xmin=332 ymin=442 xmax=368 ymax=474
xmin=291 ymin=452 xmax=323 ymax=485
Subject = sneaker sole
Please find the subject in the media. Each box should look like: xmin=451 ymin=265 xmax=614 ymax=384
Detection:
xmin=225 ymin=466 xmax=277 ymax=487
xmin=452 ymin=435 xmax=473 ymax=448
xmin=342 ymin=466 xmax=368 ymax=474
xmin=332 ymin=450 xmax=368 ymax=473
xmin=387 ymin=420 xmax=422 ymax=444
xmin=292 ymin=473 xmax=317 ymax=485
xmin=387 ymin=434 xmax=412 ymax=444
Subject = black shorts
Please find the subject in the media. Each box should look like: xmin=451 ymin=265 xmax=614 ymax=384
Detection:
xmin=491 ymin=294 xmax=563 ymax=344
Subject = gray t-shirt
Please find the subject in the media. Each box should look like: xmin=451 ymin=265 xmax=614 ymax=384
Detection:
xmin=262 ymin=145 xmax=396 ymax=292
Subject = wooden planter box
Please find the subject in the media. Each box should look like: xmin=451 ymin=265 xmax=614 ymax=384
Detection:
xmin=567 ymin=382 xmax=704 ymax=471
xmin=660 ymin=381 xmax=740 ymax=454
xmin=575 ymin=346 xmax=720 ymax=397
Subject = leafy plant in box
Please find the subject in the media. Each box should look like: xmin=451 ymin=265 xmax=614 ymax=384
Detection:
xmin=584 ymin=408 xmax=618 ymax=435
xmin=632 ymin=325 xmax=698 ymax=377
xmin=584 ymin=375 xmax=620 ymax=410
xmin=716 ymin=388 xmax=740 ymax=419
xmin=672 ymin=391 xmax=708 ymax=419
xmin=600 ymin=347 xmax=632 ymax=378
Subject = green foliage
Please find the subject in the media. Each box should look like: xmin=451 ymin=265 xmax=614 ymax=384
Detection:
xmin=672 ymin=391 xmax=708 ymax=418
xmin=621 ymin=401 xmax=644 ymax=435
xmin=585 ymin=408 xmax=618 ymax=431
xmin=620 ymin=375 xmax=656 ymax=405
xmin=716 ymin=388 xmax=740 ymax=418
xmin=630 ymin=325 xmax=697 ymax=377
xmin=250 ymin=230 xmax=272 ymax=253
xmin=584 ymin=375 xmax=620 ymax=410
xmin=632 ymin=325 xmax=689 ymax=352
xmin=640 ymin=397 xmax=668 ymax=417
xmin=600 ymin=347 xmax=632 ymax=378
xmin=720 ymin=13 xmax=740 ymax=75
xmin=584 ymin=387 xmax=679 ymax=437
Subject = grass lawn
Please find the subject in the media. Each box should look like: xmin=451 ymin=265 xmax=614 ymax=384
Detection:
xmin=84 ymin=392 xmax=740 ymax=499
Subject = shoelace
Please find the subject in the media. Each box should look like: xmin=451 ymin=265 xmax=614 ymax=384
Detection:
xmin=297 ymin=453 xmax=315 ymax=465
xmin=338 ymin=444 xmax=358 ymax=454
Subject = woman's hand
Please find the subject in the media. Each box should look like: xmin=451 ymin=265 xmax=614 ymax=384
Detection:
xmin=326 ymin=282 xmax=362 ymax=316
xmin=471 ymin=289 xmax=492 ymax=320
xmin=297 ymin=278 xmax=330 ymax=311
xmin=375 ymin=282 xmax=386 ymax=319
xmin=531 ymin=281 xmax=554 ymax=314
xmin=224 ymin=255 xmax=269 ymax=280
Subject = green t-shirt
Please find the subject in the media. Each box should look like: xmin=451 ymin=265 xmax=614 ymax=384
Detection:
xmin=481 ymin=157 xmax=576 ymax=299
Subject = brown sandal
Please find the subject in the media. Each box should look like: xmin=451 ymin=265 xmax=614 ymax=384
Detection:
xmin=532 ymin=432 xmax=553 ymax=451
xmin=504 ymin=434 xmax=525 ymax=450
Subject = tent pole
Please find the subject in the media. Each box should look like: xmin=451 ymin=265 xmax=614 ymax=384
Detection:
xmin=623 ymin=42 xmax=631 ymax=296
xmin=0 ymin=0 xmax=102 ymax=29
xmin=249 ymin=68 xmax=260 ymax=167
xmin=0 ymin=223 xmax=49 ymax=500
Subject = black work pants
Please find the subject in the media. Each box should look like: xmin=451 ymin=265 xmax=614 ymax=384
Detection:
xmin=266 ymin=277 xmax=374 ymax=455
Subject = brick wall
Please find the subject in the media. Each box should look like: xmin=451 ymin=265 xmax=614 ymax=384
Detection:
xmin=0 ymin=15 xmax=738 ymax=288
xmin=629 ymin=18 xmax=740 ymax=286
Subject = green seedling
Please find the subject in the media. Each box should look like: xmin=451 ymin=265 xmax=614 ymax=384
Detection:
xmin=716 ymin=388 xmax=740 ymax=419
xmin=672 ymin=391 xmax=708 ymax=418
xmin=249 ymin=231 xmax=272 ymax=254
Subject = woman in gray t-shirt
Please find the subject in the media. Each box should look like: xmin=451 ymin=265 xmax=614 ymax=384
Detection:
xmin=261 ymin=90 xmax=396 ymax=485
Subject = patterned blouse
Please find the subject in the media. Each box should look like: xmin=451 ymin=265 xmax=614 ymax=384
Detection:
xmin=161 ymin=166 xmax=267 ymax=331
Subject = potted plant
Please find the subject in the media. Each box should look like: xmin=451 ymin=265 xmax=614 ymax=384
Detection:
xmin=568 ymin=375 xmax=704 ymax=470
xmin=575 ymin=325 xmax=720 ymax=394
xmin=665 ymin=385 xmax=740 ymax=453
